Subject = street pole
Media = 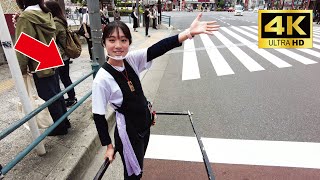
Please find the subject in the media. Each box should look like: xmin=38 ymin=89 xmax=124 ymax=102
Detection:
xmin=0 ymin=4 xmax=46 ymax=155
xmin=87 ymin=0 xmax=106 ymax=66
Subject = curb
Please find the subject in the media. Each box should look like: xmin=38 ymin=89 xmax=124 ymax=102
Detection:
xmin=45 ymin=103 xmax=116 ymax=180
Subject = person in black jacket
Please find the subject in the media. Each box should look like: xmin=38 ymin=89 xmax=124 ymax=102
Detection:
xmin=144 ymin=5 xmax=151 ymax=37
xmin=132 ymin=6 xmax=139 ymax=32
xmin=92 ymin=13 xmax=219 ymax=179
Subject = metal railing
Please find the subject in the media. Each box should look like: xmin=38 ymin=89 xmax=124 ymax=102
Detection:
xmin=128 ymin=14 xmax=171 ymax=28
xmin=161 ymin=15 xmax=171 ymax=27
xmin=0 ymin=64 xmax=99 ymax=177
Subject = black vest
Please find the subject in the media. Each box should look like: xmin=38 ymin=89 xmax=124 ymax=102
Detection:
xmin=102 ymin=60 xmax=151 ymax=143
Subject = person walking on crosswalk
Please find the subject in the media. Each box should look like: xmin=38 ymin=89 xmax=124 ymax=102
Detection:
xmin=92 ymin=13 xmax=219 ymax=179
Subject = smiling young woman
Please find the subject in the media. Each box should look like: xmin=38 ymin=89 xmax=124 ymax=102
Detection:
xmin=92 ymin=15 xmax=219 ymax=179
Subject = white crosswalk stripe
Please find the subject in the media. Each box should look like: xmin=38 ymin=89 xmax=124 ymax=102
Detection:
xmin=235 ymin=26 xmax=318 ymax=65
xmin=226 ymin=26 xmax=292 ymax=68
xmin=214 ymin=31 xmax=265 ymax=72
xmin=246 ymin=26 xmax=320 ymax=49
xmin=240 ymin=26 xmax=257 ymax=34
xmin=180 ymin=25 xmax=319 ymax=80
xmin=145 ymin=134 xmax=320 ymax=169
xmin=199 ymin=34 xmax=235 ymax=76
xmin=182 ymin=39 xmax=200 ymax=81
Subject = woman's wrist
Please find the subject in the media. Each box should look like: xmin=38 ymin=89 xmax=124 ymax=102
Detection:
xmin=107 ymin=144 xmax=113 ymax=149
xmin=185 ymin=28 xmax=193 ymax=39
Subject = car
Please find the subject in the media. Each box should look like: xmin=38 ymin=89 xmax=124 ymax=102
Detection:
xmin=227 ymin=7 xmax=235 ymax=12
xmin=234 ymin=5 xmax=243 ymax=16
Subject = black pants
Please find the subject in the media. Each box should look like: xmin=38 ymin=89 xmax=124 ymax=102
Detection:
xmin=145 ymin=21 xmax=149 ymax=36
xmin=86 ymin=37 xmax=93 ymax=60
xmin=115 ymin=127 xmax=150 ymax=180
xmin=152 ymin=18 xmax=157 ymax=29
xmin=58 ymin=59 xmax=75 ymax=100
xmin=85 ymin=26 xmax=93 ymax=60
xmin=33 ymin=72 xmax=69 ymax=133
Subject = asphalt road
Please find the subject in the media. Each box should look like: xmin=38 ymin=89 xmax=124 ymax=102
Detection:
xmin=146 ymin=11 xmax=320 ymax=179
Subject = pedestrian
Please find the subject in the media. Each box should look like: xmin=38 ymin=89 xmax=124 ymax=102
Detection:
xmin=102 ymin=5 xmax=110 ymax=24
xmin=152 ymin=6 xmax=157 ymax=29
xmin=74 ymin=7 xmax=79 ymax=19
xmin=100 ymin=10 xmax=108 ymax=30
xmin=15 ymin=0 xmax=70 ymax=136
xmin=92 ymin=13 xmax=219 ymax=179
xmin=144 ymin=5 xmax=151 ymax=37
xmin=113 ymin=8 xmax=121 ymax=21
xmin=82 ymin=7 xmax=93 ymax=61
xmin=157 ymin=0 xmax=161 ymax=24
xmin=317 ymin=10 xmax=320 ymax=24
xmin=132 ymin=6 xmax=138 ymax=32
xmin=45 ymin=0 xmax=78 ymax=108
xmin=78 ymin=6 xmax=83 ymax=23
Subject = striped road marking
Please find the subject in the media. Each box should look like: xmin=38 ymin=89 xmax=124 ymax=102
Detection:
xmin=226 ymin=26 xmax=292 ymax=68
xmin=199 ymin=34 xmax=235 ymax=76
xmin=241 ymin=26 xmax=318 ymax=65
xmin=182 ymin=38 xmax=200 ymax=81
xmin=145 ymin=134 xmax=320 ymax=169
xmin=214 ymin=31 xmax=265 ymax=72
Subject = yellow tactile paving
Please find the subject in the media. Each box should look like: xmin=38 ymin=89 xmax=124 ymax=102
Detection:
xmin=0 ymin=79 xmax=14 ymax=94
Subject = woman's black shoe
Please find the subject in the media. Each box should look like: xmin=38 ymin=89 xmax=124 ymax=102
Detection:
xmin=65 ymin=98 xmax=77 ymax=108
xmin=48 ymin=129 xmax=68 ymax=136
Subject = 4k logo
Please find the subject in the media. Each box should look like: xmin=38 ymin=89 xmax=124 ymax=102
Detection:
xmin=258 ymin=10 xmax=312 ymax=48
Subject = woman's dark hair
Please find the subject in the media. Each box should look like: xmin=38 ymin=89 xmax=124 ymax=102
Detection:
xmin=16 ymin=0 xmax=50 ymax=13
xmin=101 ymin=21 xmax=132 ymax=46
xmin=44 ymin=0 xmax=67 ymax=27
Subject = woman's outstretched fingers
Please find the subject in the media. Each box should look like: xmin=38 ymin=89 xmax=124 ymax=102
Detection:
xmin=207 ymin=21 xmax=218 ymax=25
xmin=196 ymin=13 xmax=203 ymax=20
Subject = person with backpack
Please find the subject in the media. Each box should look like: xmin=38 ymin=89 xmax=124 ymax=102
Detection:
xmin=113 ymin=8 xmax=121 ymax=21
xmin=92 ymin=14 xmax=219 ymax=179
xmin=14 ymin=0 xmax=70 ymax=136
xmin=45 ymin=0 xmax=78 ymax=108
xmin=132 ymin=6 xmax=138 ymax=32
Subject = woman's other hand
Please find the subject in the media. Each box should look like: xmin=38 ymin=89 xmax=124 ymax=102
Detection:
xmin=189 ymin=13 xmax=220 ymax=36
xmin=104 ymin=144 xmax=116 ymax=162
xmin=84 ymin=32 xmax=90 ymax=38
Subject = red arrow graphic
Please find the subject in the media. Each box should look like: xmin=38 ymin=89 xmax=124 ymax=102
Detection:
xmin=14 ymin=32 xmax=64 ymax=71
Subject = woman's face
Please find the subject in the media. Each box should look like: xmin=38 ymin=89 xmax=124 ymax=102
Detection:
xmin=105 ymin=28 xmax=130 ymax=58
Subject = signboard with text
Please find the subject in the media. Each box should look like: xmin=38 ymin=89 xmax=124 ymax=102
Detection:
xmin=258 ymin=10 xmax=312 ymax=48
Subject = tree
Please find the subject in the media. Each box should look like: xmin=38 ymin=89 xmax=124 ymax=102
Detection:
xmin=218 ymin=0 xmax=225 ymax=8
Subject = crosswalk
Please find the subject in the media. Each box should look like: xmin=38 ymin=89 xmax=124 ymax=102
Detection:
xmin=145 ymin=134 xmax=320 ymax=169
xmin=182 ymin=25 xmax=320 ymax=81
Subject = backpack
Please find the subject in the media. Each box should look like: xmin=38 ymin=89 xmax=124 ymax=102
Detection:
xmin=65 ymin=29 xmax=82 ymax=59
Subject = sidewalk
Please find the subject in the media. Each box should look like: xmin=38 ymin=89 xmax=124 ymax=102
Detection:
xmin=0 ymin=21 xmax=173 ymax=180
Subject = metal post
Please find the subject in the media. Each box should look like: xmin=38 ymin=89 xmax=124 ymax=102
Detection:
xmin=0 ymin=4 xmax=45 ymax=155
xmin=92 ymin=57 xmax=100 ymax=78
xmin=87 ymin=0 xmax=106 ymax=66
